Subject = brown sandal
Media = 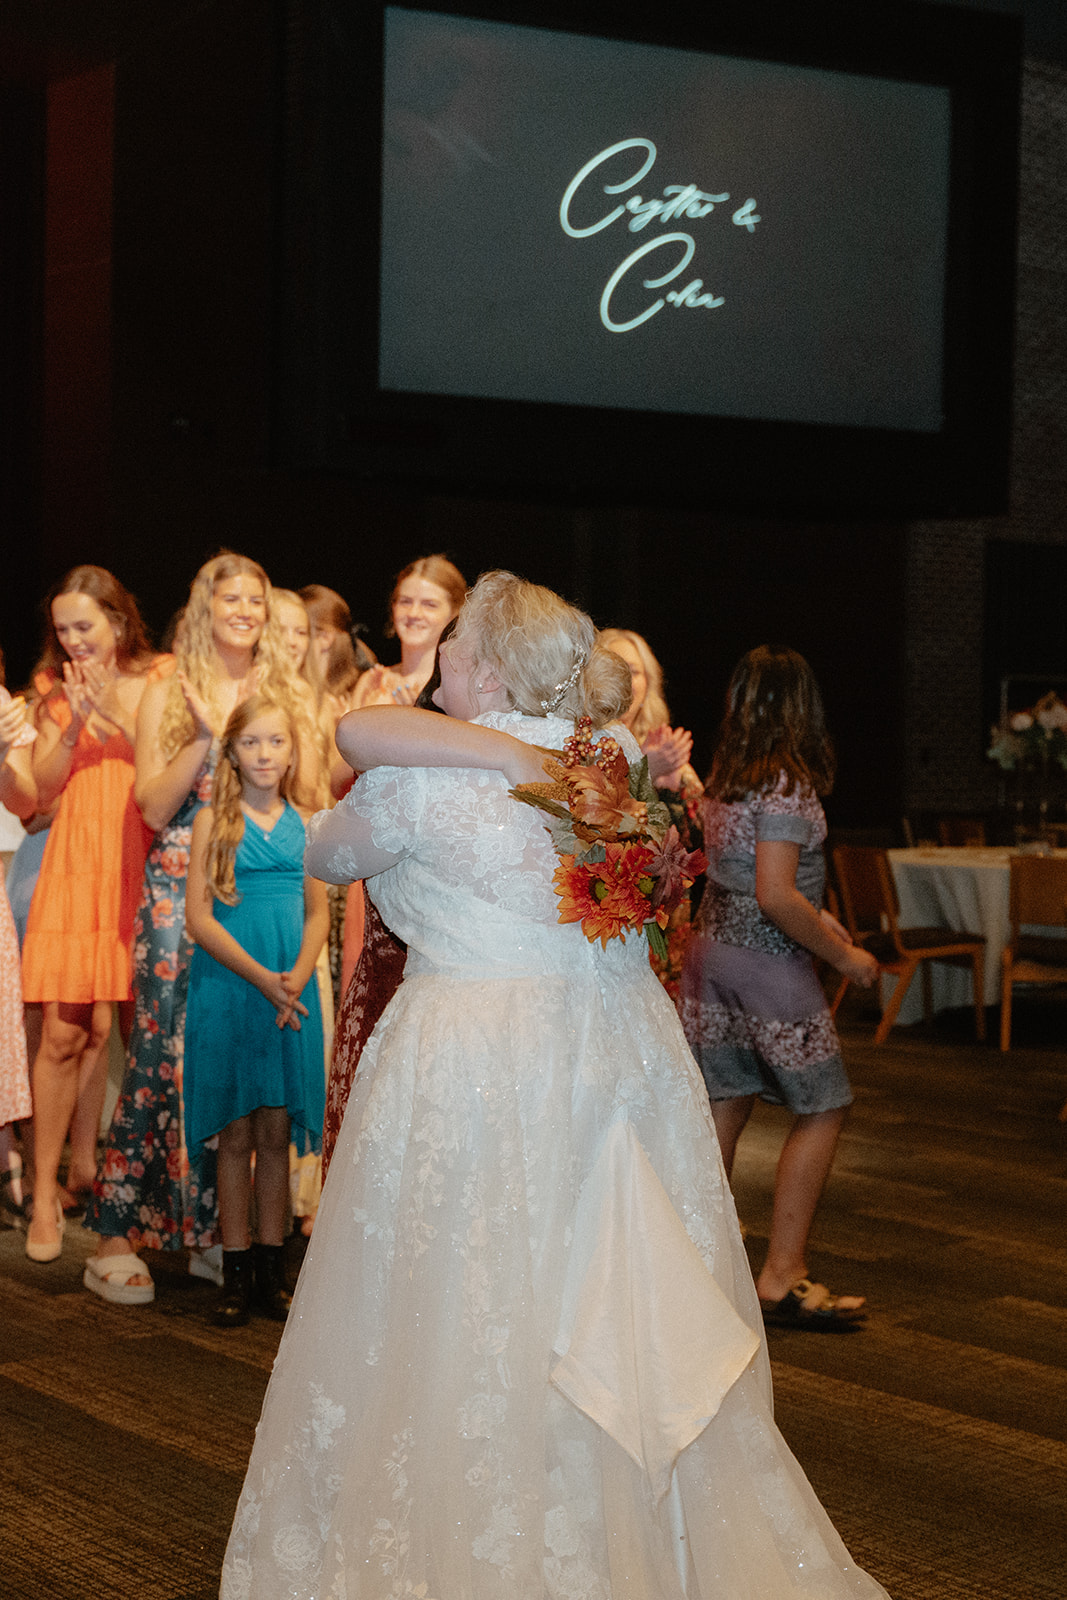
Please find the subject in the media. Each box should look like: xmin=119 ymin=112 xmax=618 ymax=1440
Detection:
xmin=759 ymin=1278 xmax=867 ymax=1332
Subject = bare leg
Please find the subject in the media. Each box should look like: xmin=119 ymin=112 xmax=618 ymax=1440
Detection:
xmin=27 ymin=1001 xmax=102 ymax=1253
xmin=87 ymin=1001 xmax=153 ymax=1284
xmin=19 ymin=1003 xmax=42 ymax=1199
xmin=755 ymin=1106 xmax=862 ymax=1311
xmin=64 ymin=999 xmax=114 ymax=1194
xmin=0 ymin=1121 xmax=26 ymax=1212
xmin=217 ymin=1114 xmax=255 ymax=1251
xmin=708 ymin=1094 xmax=756 ymax=1179
xmin=251 ymin=1106 xmax=292 ymax=1247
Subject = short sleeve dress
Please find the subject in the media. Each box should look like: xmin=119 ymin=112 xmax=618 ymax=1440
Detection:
xmin=678 ymin=774 xmax=853 ymax=1115
xmin=183 ymin=803 xmax=324 ymax=1150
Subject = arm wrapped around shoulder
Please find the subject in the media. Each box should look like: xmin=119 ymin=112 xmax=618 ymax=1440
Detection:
xmin=303 ymin=799 xmax=404 ymax=885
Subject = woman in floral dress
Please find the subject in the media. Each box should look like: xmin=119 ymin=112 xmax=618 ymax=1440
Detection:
xmin=84 ymin=553 xmax=307 ymax=1304
xmin=0 ymin=662 xmax=36 ymax=1222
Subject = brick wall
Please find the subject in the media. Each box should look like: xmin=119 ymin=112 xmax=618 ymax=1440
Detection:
xmin=904 ymin=58 xmax=1067 ymax=815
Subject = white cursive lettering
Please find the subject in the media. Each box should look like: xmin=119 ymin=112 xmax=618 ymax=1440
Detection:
xmin=732 ymin=198 xmax=760 ymax=232
xmin=559 ymin=138 xmax=658 ymax=238
xmin=600 ymin=234 xmax=696 ymax=333
xmin=561 ymin=139 xmax=758 ymax=333
xmin=665 ymin=279 xmax=726 ymax=310
xmin=623 ymin=184 xmax=731 ymax=232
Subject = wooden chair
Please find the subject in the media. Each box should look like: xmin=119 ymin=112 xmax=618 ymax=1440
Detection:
xmin=831 ymin=844 xmax=986 ymax=1044
xmin=937 ymin=816 xmax=987 ymax=847
xmin=999 ymin=855 xmax=1067 ymax=1052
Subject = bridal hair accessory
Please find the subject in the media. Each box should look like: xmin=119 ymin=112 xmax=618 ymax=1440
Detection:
xmin=539 ymin=649 xmax=587 ymax=714
xmin=510 ymin=716 xmax=706 ymax=956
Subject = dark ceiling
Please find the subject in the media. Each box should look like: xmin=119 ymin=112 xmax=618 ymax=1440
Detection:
xmin=1 ymin=0 xmax=1066 ymax=82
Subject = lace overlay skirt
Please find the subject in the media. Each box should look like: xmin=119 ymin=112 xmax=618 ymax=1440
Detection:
xmin=221 ymin=954 xmax=887 ymax=1600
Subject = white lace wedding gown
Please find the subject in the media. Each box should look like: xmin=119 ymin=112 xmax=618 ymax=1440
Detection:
xmin=220 ymin=712 xmax=890 ymax=1600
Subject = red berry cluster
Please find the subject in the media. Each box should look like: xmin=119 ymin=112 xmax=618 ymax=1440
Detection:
xmin=563 ymin=715 xmax=623 ymax=773
xmin=563 ymin=716 xmax=597 ymax=767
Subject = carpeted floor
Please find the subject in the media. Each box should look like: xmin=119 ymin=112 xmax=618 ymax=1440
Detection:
xmin=2 ymin=1003 xmax=1065 ymax=1599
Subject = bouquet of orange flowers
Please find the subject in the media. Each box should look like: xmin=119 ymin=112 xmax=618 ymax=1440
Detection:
xmin=510 ymin=717 xmax=706 ymax=957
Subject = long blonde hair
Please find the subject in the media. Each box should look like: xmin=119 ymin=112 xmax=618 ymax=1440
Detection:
xmin=204 ymin=695 xmax=296 ymax=906
xmin=448 ymin=571 xmax=630 ymax=728
xmin=158 ymin=552 xmax=296 ymax=759
xmin=598 ymin=628 xmax=670 ymax=744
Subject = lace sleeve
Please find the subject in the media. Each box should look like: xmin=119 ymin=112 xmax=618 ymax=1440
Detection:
xmin=304 ymin=767 xmax=426 ymax=884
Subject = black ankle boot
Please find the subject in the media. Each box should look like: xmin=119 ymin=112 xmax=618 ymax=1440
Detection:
xmin=213 ymin=1248 xmax=253 ymax=1327
xmin=253 ymin=1242 xmax=292 ymax=1321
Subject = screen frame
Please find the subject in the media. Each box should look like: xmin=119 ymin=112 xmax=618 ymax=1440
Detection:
xmin=276 ymin=0 xmax=1022 ymax=518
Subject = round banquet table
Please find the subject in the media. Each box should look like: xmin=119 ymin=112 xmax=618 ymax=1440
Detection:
xmin=886 ymin=846 xmax=1067 ymax=1023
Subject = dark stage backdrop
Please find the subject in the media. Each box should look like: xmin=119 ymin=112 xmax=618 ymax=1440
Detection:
xmin=0 ymin=0 xmax=907 ymax=828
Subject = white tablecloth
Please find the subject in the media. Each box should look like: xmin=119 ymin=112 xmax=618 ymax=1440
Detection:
xmin=887 ymin=846 xmax=1067 ymax=1022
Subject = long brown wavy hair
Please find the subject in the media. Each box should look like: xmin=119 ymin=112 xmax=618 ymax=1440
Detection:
xmin=204 ymin=695 xmax=296 ymax=906
xmin=709 ymin=645 xmax=835 ymax=801
xmin=38 ymin=565 xmax=155 ymax=678
xmin=298 ymin=583 xmax=376 ymax=703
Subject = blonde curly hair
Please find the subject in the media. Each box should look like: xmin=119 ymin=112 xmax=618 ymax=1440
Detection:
xmin=157 ymin=552 xmax=298 ymax=759
xmin=598 ymin=628 xmax=671 ymax=744
xmin=448 ymin=571 xmax=630 ymax=729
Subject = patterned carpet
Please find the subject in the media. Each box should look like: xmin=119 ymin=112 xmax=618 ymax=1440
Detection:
xmin=2 ymin=1005 xmax=1064 ymax=1599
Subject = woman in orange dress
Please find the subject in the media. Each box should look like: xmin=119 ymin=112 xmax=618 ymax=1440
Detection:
xmin=22 ymin=567 xmax=166 ymax=1262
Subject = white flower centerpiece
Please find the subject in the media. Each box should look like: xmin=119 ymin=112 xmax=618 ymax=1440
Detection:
xmin=988 ymin=691 xmax=1067 ymax=844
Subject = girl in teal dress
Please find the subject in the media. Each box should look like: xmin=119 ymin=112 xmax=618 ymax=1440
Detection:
xmin=185 ymin=696 xmax=328 ymax=1328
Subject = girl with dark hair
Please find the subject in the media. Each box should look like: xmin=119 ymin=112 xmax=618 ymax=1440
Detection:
xmin=21 ymin=567 xmax=166 ymax=1263
xmin=679 ymin=645 xmax=878 ymax=1329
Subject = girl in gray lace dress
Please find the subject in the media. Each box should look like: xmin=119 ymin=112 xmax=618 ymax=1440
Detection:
xmin=679 ymin=646 xmax=878 ymax=1331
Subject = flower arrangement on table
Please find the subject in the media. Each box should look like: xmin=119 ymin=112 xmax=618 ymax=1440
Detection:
xmin=987 ymin=692 xmax=1067 ymax=773
xmin=510 ymin=717 xmax=706 ymax=956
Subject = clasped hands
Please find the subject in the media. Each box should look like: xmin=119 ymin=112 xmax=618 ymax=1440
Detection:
xmin=261 ymin=969 xmax=310 ymax=1031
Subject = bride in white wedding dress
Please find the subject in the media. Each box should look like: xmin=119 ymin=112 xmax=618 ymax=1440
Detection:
xmin=220 ymin=571 xmax=890 ymax=1600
